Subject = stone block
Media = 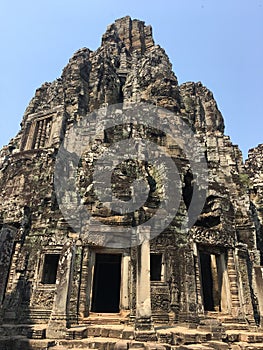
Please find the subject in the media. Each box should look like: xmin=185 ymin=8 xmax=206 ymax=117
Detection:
xmin=87 ymin=327 xmax=101 ymax=337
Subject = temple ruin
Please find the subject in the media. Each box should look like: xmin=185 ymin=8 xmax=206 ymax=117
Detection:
xmin=0 ymin=16 xmax=263 ymax=349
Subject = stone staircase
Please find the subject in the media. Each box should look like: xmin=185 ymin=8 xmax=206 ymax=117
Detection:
xmin=81 ymin=312 xmax=129 ymax=326
xmin=1 ymin=319 xmax=263 ymax=350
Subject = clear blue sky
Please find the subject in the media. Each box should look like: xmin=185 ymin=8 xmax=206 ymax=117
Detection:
xmin=0 ymin=0 xmax=262 ymax=158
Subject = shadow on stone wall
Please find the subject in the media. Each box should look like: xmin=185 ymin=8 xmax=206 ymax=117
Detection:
xmin=0 ymin=273 xmax=35 ymax=350
xmin=0 ymin=216 xmax=36 ymax=350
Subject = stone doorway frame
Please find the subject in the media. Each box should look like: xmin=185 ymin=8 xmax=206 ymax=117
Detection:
xmin=90 ymin=253 xmax=122 ymax=313
xmin=197 ymin=245 xmax=232 ymax=315
xmin=78 ymin=246 xmax=130 ymax=320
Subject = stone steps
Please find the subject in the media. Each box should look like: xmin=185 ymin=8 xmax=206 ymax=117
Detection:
xmin=1 ymin=322 xmax=263 ymax=349
xmin=0 ymin=324 xmax=32 ymax=337
xmin=222 ymin=323 xmax=251 ymax=331
xmin=82 ymin=313 xmax=129 ymax=325
xmin=226 ymin=330 xmax=263 ymax=343
xmin=53 ymin=339 xmax=168 ymax=350
xmin=203 ymin=340 xmax=229 ymax=349
xmin=66 ymin=324 xmax=135 ymax=340
xmin=0 ymin=336 xmax=56 ymax=350
xmin=0 ymin=323 xmax=47 ymax=339
xmin=56 ymin=337 xmax=126 ymax=350
xmin=231 ymin=343 xmax=263 ymax=350
xmin=175 ymin=345 xmax=215 ymax=350
xmin=2 ymin=335 xmax=263 ymax=350
xmin=156 ymin=326 xmax=212 ymax=345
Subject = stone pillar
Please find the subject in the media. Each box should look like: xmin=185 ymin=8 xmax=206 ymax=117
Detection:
xmin=192 ymin=244 xmax=203 ymax=319
xmin=46 ymin=240 xmax=75 ymax=339
xmin=235 ymin=247 xmax=256 ymax=323
xmin=120 ymin=252 xmax=130 ymax=310
xmin=135 ymin=227 xmax=156 ymax=341
xmin=78 ymin=246 xmax=90 ymax=318
xmin=217 ymin=253 xmax=232 ymax=314
xmin=227 ymin=248 xmax=242 ymax=318
xmin=254 ymin=267 xmax=263 ymax=326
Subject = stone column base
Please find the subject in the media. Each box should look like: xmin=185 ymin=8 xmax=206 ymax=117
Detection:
xmin=178 ymin=312 xmax=200 ymax=324
xmin=134 ymin=329 xmax=157 ymax=341
xmin=169 ymin=306 xmax=180 ymax=324
xmin=46 ymin=315 xmax=68 ymax=339
xmin=135 ymin=317 xmax=157 ymax=341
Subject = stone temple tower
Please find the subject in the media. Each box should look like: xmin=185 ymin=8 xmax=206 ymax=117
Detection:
xmin=0 ymin=16 xmax=263 ymax=349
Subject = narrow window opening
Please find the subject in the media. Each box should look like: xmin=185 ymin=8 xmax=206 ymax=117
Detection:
xmin=118 ymin=84 xmax=124 ymax=103
xmin=35 ymin=117 xmax=53 ymax=149
xmin=150 ymin=253 xmax=162 ymax=281
xmin=117 ymin=75 xmax=126 ymax=103
xmin=182 ymin=170 xmax=193 ymax=210
xmin=42 ymin=254 xmax=60 ymax=284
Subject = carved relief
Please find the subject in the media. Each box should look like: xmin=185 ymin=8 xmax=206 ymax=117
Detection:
xmin=31 ymin=289 xmax=55 ymax=309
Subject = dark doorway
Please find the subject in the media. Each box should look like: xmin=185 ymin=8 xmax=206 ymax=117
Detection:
xmin=42 ymin=254 xmax=60 ymax=284
xmin=200 ymin=252 xmax=215 ymax=311
xmin=150 ymin=254 xmax=162 ymax=281
xmin=91 ymin=253 xmax=121 ymax=313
